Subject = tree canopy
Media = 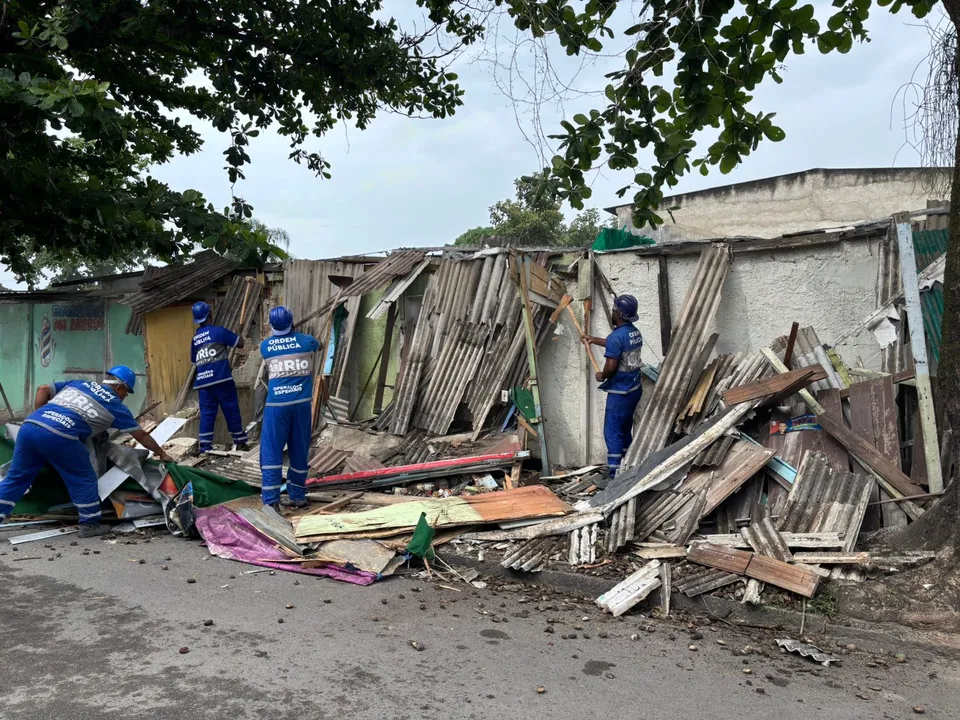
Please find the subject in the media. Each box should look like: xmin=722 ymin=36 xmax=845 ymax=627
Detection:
xmin=454 ymin=171 xmax=604 ymax=247
xmin=1 ymin=0 xmax=480 ymax=283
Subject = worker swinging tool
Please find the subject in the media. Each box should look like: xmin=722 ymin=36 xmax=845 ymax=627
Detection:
xmin=259 ymin=306 xmax=320 ymax=510
xmin=585 ymin=295 xmax=644 ymax=478
xmin=0 ymin=367 xmax=173 ymax=537
xmin=191 ymin=301 xmax=249 ymax=452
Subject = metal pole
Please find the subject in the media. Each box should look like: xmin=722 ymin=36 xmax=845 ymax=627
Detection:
xmin=894 ymin=213 xmax=944 ymax=493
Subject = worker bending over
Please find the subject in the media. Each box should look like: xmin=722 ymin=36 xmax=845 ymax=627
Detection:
xmin=0 ymin=367 xmax=173 ymax=537
xmin=260 ymin=306 xmax=319 ymax=510
xmin=586 ymin=295 xmax=644 ymax=478
xmin=191 ymin=301 xmax=249 ymax=452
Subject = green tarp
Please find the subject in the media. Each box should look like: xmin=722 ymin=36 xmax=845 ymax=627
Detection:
xmin=165 ymin=462 xmax=259 ymax=508
xmin=591 ymin=227 xmax=655 ymax=252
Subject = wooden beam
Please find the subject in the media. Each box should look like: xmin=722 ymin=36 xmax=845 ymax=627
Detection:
xmin=761 ymin=348 xmax=825 ymax=414
xmin=688 ymin=542 xmax=820 ymax=598
xmin=517 ymin=255 xmax=550 ymax=472
xmin=783 ymin=322 xmax=800 ymax=369
xmin=893 ymin=214 xmax=943 ymax=493
xmin=815 ymin=413 xmax=925 ymax=498
xmin=658 ymin=255 xmax=672 ymax=355
xmin=722 ymin=366 xmax=826 ymax=406
xmin=373 ymin=302 xmax=398 ymax=414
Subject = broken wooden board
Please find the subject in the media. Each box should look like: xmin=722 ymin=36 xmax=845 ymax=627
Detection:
xmin=815 ymin=414 xmax=925 ymax=499
xmin=688 ymin=542 xmax=820 ymax=597
xmin=792 ymin=550 xmax=936 ymax=567
xmin=692 ymin=532 xmax=844 ymax=549
xmin=632 ymin=544 xmax=688 ymax=560
xmin=596 ymin=560 xmax=662 ymax=617
xmin=309 ymin=539 xmax=398 ymax=574
xmin=722 ymin=365 xmax=828 ymax=406
xmin=294 ymin=485 xmax=570 ymax=541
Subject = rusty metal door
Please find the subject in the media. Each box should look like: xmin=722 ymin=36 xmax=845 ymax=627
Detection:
xmin=143 ymin=305 xmax=195 ymax=417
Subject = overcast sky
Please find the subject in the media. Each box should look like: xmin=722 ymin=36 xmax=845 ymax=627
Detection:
xmin=2 ymin=3 xmax=941 ymax=289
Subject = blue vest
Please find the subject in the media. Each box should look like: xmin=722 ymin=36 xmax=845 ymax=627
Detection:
xmin=25 ymin=380 xmax=139 ymax=441
xmin=260 ymin=332 xmax=320 ymax=406
xmin=600 ymin=323 xmax=644 ymax=394
xmin=192 ymin=325 xmax=240 ymax=388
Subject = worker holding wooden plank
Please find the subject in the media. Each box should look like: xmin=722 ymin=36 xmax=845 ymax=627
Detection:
xmin=259 ymin=306 xmax=320 ymax=511
xmin=0 ymin=367 xmax=172 ymax=537
xmin=585 ymin=295 xmax=644 ymax=478
xmin=191 ymin=301 xmax=249 ymax=452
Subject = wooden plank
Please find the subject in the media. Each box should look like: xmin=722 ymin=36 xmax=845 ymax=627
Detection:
xmin=745 ymin=554 xmax=820 ymax=597
xmin=894 ymin=216 xmax=943 ymax=492
xmin=658 ymin=255 xmax=672 ymax=355
xmin=814 ymin=389 xmax=849 ymax=472
xmin=700 ymin=532 xmax=844 ymax=549
xmin=722 ymin=366 xmax=825 ymax=406
xmin=815 ymin=413 xmax=925 ymax=498
xmin=687 ymin=542 xmax=752 ymax=574
xmin=871 ymin=376 xmax=908 ymax=528
xmin=847 ymin=380 xmax=884 ymax=530
xmin=783 ymin=322 xmax=800 ymax=369
xmin=632 ymin=545 xmax=688 ymax=560
xmin=792 ymin=552 xmax=872 ymax=565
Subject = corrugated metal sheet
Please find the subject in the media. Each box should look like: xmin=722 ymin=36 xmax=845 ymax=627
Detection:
xmin=787 ymin=326 xmax=845 ymax=392
xmin=501 ymin=536 xmax=563 ymax=571
xmin=281 ymin=259 xmax=367 ymax=342
xmin=604 ymin=244 xmax=731 ymax=551
xmin=741 ymin=516 xmax=792 ymax=562
xmin=777 ymin=451 xmax=872 ymax=551
xmin=389 ymin=250 xmax=549 ymax=437
xmin=914 ymin=227 xmax=948 ymax=272
xmin=344 ymin=454 xmax=385 ymax=473
xmin=122 ymin=251 xmax=238 ymax=332
xmin=922 ymin=284 xmax=943 ymax=363
xmin=309 ymin=446 xmax=350 ymax=474
xmin=306 ymin=251 xmax=427 ymax=324
xmin=673 ymin=565 xmax=740 ymax=597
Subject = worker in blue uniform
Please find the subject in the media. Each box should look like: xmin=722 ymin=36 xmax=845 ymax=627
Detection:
xmin=0 ymin=366 xmax=173 ymax=537
xmin=191 ymin=301 xmax=249 ymax=452
xmin=259 ymin=306 xmax=320 ymax=510
xmin=586 ymin=295 xmax=644 ymax=478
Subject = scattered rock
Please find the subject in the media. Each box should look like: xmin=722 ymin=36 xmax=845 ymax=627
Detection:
xmin=717 ymin=640 xmax=727 ymax=646
xmin=277 ymin=618 xmax=284 ymax=624
xmin=161 ymin=565 xmax=168 ymax=570
xmin=323 ymin=599 xmax=332 ymax=604
xmin=755 ymin=688 xmax=766 ymax=695
xmin=286 ymin=604 xmax=294 ymax=609
xmin=598 ymin=631 xmax=608 ymax=639
xmin=582 ymin=633 xmax=591 ymax=640
xmin=913 ymin=706 xmax=925 ymax=714
xmin=690 ymin=632 xmax=704 ymax=640
xmin=688 ymin=645 xmax=698 ymax=652
xmin=743 ymin=668 xmax=753 ymax=675
xmin=138 ymin=559 xmax=146 ymax=564
xmin=894 ymin=653 xmax=907 ymax=663
xmin=381 ymin=598 xmax=388 ymax=605
xmin=420 ymin=604 xmax=427 ymax=611
xmin=293 ymin=580 xmax=300 ymax=586
xmin=179 ymin=647 xmax=189 ymax=654
xmin=409 ymin=640 xmax=425 ymax=652
xmin=255 ymin=650 xmax=268 ymax=658
xmin=165 ymin=556 xmax=171 ymax=561
xmin=630 ymin=634 xmax=639 ymax=641
xmin=203 ymin=620 xmax=214 ymax=627
xmin=536 ymin=686 xmax=546 ymax=695
xmin=845 ymin=644 xmax=857 ymax=651
xmin=69 ymin=541 xmax=78 ymax=546
xmin=544 ymin=626 xmax=555 ymax=634
xmin=187 ymin=578 xmax=196 ymax=584
xmin=399 ymin=594 xmax=405 ymax=600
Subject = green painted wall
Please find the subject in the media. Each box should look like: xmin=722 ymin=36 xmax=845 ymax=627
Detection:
xmin=107 ymin=302 xmax=146 ymax=413
xmin=0 ymin=300 xmax=146 ymax=416
xmin=0 ymin=305 xmax=31 ymax=416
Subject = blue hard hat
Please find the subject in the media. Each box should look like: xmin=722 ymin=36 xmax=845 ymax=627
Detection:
xmin=192 ymin=301 xmax=211 ymax=324
xmin=269 ymin=306 xmax=294 ymax=335
xmin=106 ymin=365 xmax=137 ymax=392
xmin=614 ymin=295 xmax=639 ymax=323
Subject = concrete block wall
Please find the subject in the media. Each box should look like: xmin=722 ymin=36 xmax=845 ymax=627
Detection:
xmin=538 ymin=237 xmax=885 ymax=467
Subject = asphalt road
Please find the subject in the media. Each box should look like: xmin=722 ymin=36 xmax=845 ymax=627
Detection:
xmin=1 ymin=527 xmax=958 ymax=719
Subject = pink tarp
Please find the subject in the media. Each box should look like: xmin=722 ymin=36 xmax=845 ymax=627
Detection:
xmin=193 ymin=504 xmax=378 ymax=586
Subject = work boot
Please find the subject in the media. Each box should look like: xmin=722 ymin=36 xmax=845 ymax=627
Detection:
xmin=233 ymin=442 xmax=250 ymax=452
xmin=77 ymin=523 xmax=113 ymax=538
xmin=265 ymin=502 xmax=281 ymax=513
xmin=280 ymin=497 xmax=309 ymax=510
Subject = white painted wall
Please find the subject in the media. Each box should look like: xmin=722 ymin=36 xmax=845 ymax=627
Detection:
xmin=538 ymin=237 xmax=885 ymax=467
xmin=613 ymin=168 xmax=950 ymax=243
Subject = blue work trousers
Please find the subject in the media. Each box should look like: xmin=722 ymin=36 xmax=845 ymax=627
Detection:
xmin=260 ymin=402 xmax=312 ymax=505
xmin=603 ymin=387 xmax=643 ymax=478
xmin=0 ymin=423 xmax=102 ymax=524
xmin=198 ymin=381 xmax=247 ymax=451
